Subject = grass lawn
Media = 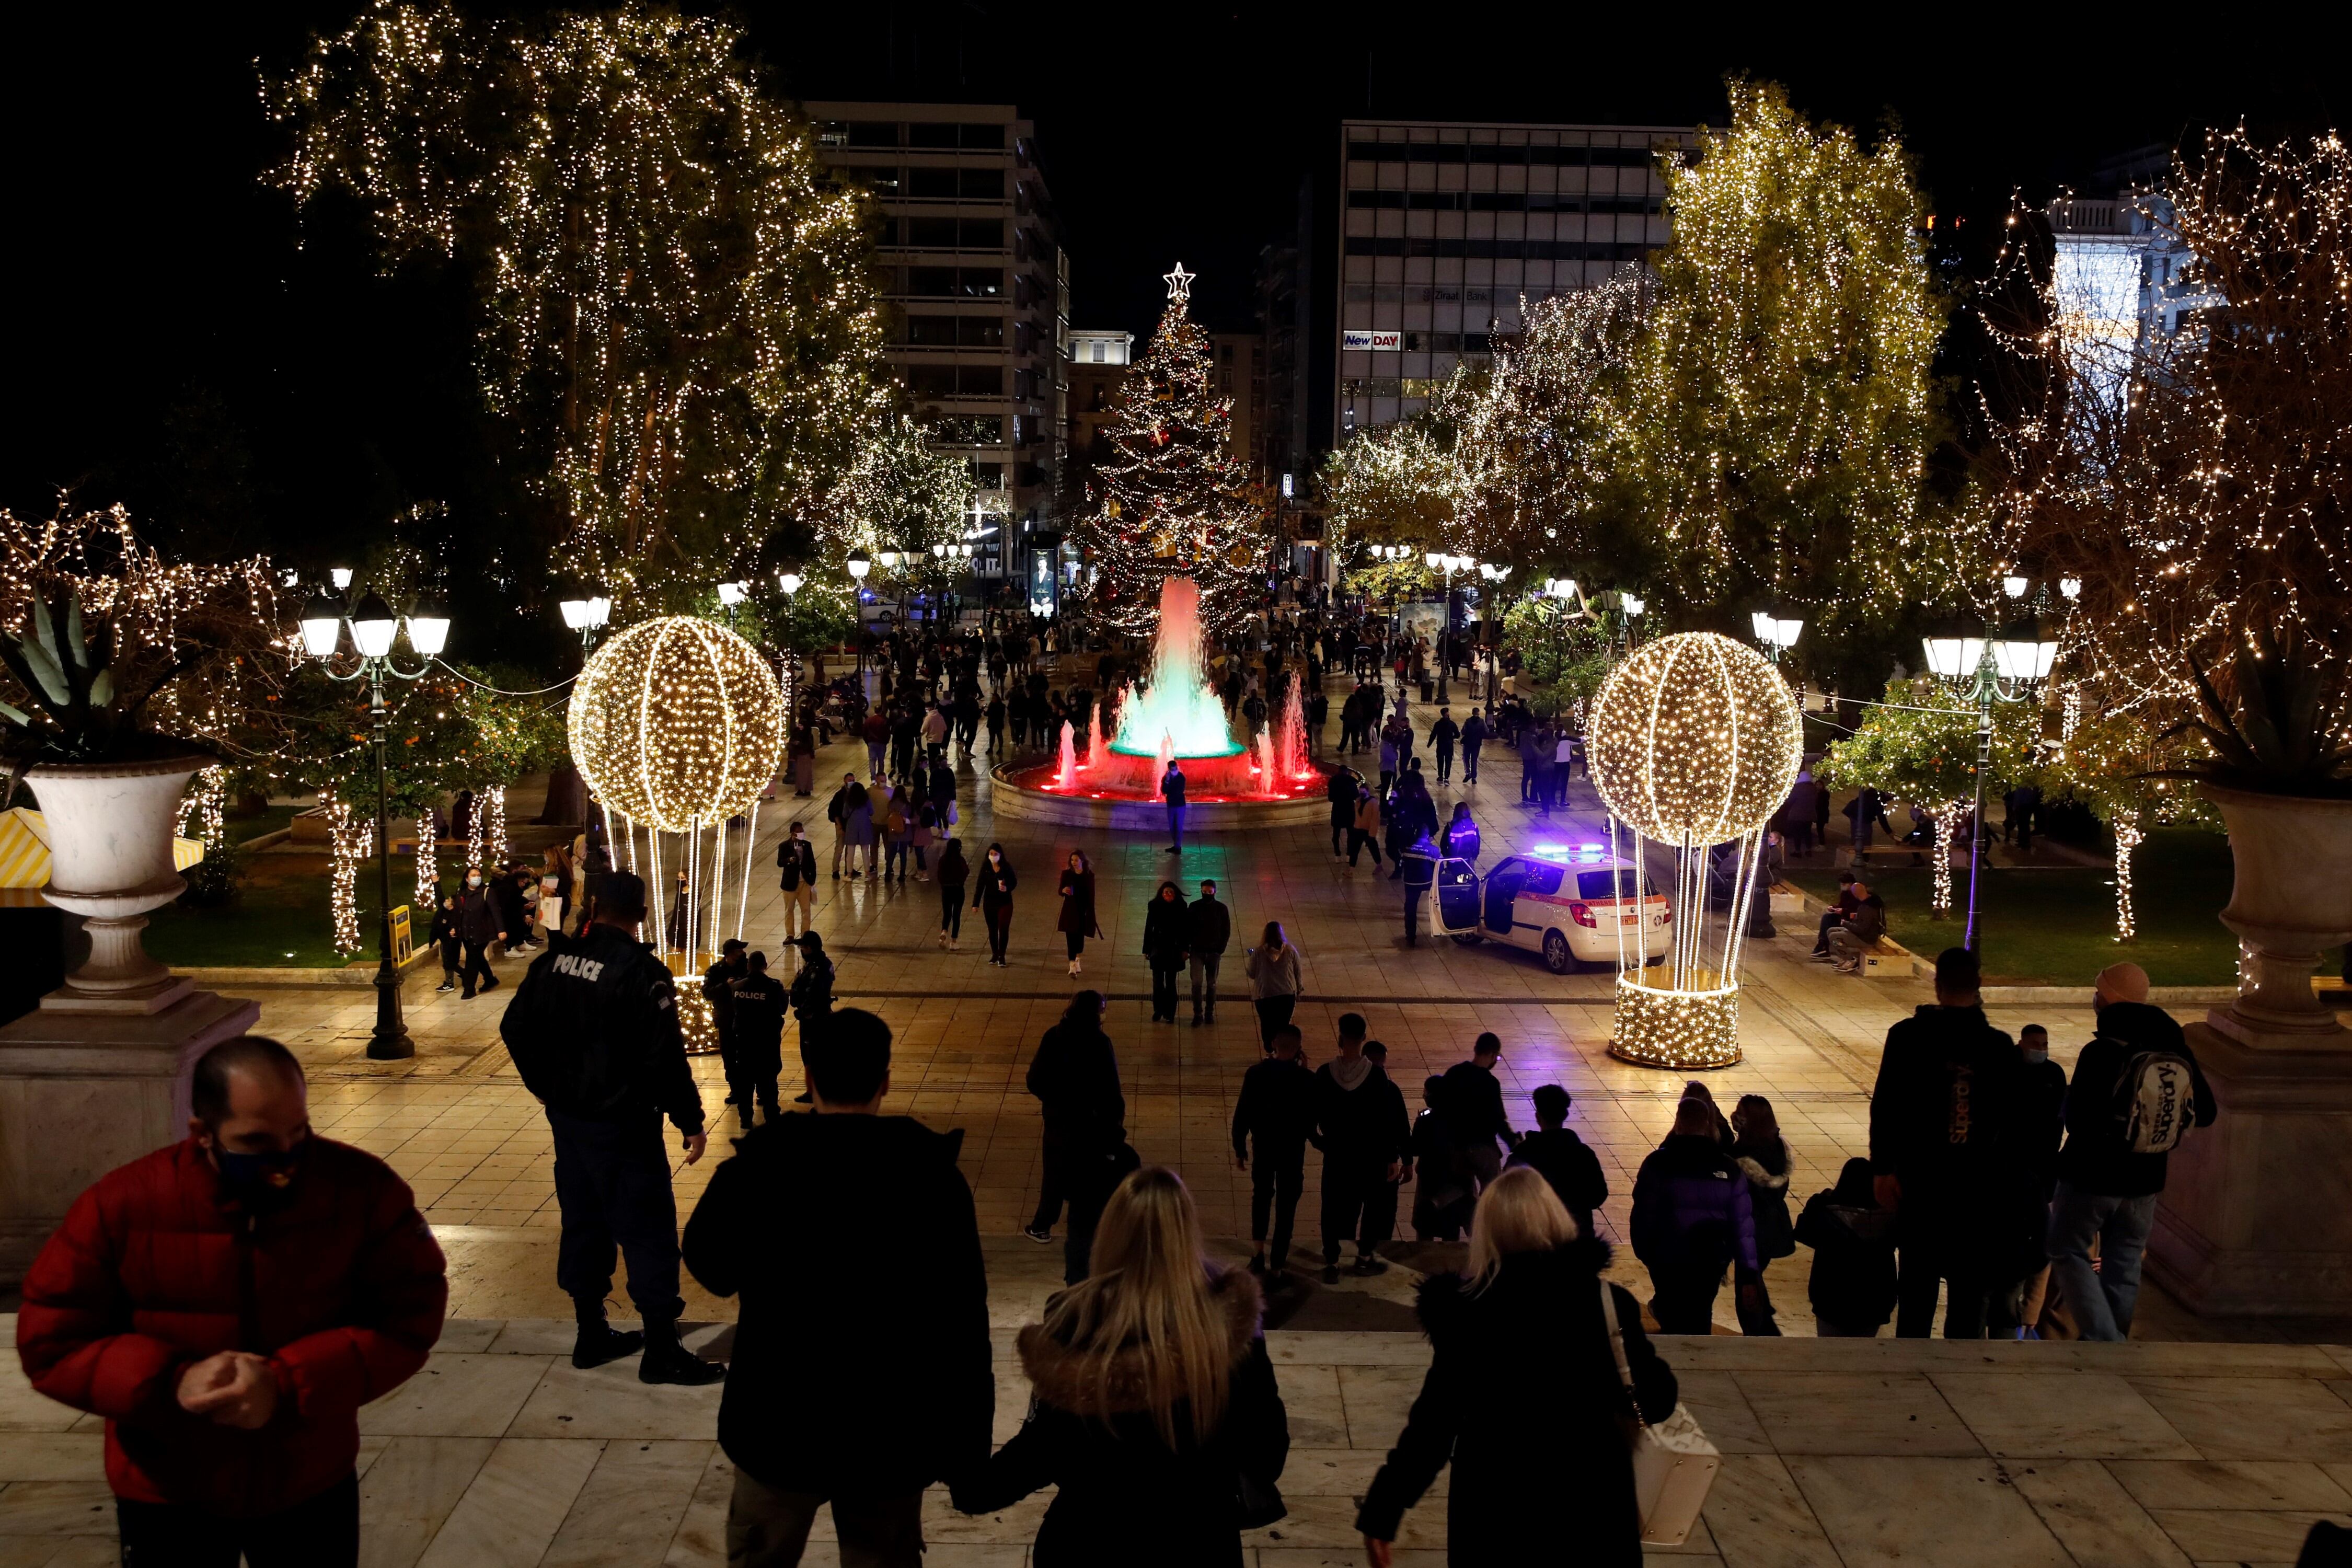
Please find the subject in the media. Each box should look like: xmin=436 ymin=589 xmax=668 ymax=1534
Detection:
xmin=146 ymin=851 xmax=395 ymax=970
xmin=1785 ymin=827 xmax=2242 ymax=987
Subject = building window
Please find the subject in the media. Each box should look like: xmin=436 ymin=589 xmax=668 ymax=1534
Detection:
xmin=905 ymin=217 xmax=959 ymax=248
xmin=960 ymin=269 xmax=1004 ymax=297
xmin=842 ymin=122 xmax=897 ymax=147
xmin=970 ymin=460 xmax=1005 ymax=489
xmin=960 ymin=218 xmax=1004 ymax=249
xmin=926 ymin=413 xmax=1003 ymax=445
xmin=961 ymin=168 xmax=1005 ymax=199
xmin=907 ymin=167 xmax=960 ymax=199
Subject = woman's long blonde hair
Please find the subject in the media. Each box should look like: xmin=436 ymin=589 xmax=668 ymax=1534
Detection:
xmin=1465 ymin=1166 xmax=1580 ymax=1294
xmin=1039 ymin=1165 xmax=1233 ymax=1446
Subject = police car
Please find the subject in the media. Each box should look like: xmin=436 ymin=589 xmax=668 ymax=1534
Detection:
xmin=1431 ymin=842 xmax=1671 ymax=974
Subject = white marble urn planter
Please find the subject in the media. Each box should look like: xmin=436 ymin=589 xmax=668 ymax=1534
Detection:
xmin=23 ymin=751 xmax=213 ymax=1012
xmin=2200 ymin=781 xmax=2352 ymax=1040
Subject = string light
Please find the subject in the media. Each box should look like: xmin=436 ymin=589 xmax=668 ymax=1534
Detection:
xmin=323 ymin=787 xmax=370 ymax=956
xmin=1073 ymin=263 xmax=1263 ymax=635
xmin=2112 ymin=813 xmax=2143 ymax=941
xmin=569 ymin=617 xmax=783 ymax=832
xmin=1589 ymin=632 xmax=1802 ymax=1070
xmin=268 ymin=4 xmax=895 ymax=615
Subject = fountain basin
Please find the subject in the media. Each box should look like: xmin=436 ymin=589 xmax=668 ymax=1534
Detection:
xmin=988 ymin=757 xmax=1337 ymax=832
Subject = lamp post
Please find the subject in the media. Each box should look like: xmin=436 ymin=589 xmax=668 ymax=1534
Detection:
xmin=1425 ymin=550 xmax=1478 ymax=702
xmin=1920 ymin=579 xmax=2060 ymax=954
xmin=846 ymin=549 xmax=872 ymax=685
xmin=559 ymin=592 xmax=612 ymax=647
xmin=1749 ymin=610 xmax=1805 ymax=664
xmin=298 ymin=582 xmax=451 ymax=1060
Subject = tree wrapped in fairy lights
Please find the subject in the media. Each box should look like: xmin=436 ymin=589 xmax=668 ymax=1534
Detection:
xmin=1074 ymin=264 xmax=1263 ymax=636
xmin=1625 ymin=81 xmax=1970 ymax=685
xmin=269 ymin=2 xmax=892 ymax=617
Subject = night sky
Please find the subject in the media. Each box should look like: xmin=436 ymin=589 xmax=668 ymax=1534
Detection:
xmin=1 ymin=3 xmax=2333 ymax=561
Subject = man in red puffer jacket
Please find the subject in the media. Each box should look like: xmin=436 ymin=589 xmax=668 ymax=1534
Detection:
xmin=18 ymin=1035 xmax=446 ymax=1565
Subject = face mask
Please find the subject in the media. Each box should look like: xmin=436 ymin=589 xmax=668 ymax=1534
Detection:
xmin=468 ymin=875 xmax=482 ymax=888
xmin=2022 ymin=1047 xmax=2048 ymax=1065
xmin=214 ymin=1144 xmax=304 ymax=1213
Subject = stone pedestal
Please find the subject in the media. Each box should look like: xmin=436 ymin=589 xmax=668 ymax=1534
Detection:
xmin=0 ymin=988 xmax=258 ymax=1288
xmin=2150 ymin=1007 xmax=2352 ymax=1315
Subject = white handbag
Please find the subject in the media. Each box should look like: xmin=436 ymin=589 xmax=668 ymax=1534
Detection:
xmin=1601 ymin=1280 xmax=1721 ymax=1546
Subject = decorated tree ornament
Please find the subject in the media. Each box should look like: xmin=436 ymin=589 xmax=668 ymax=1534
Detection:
xmin=568 ymin=617 xmax=784 ymax=833
xmin=1588 ymin=632 xmax=1804 ymax=1071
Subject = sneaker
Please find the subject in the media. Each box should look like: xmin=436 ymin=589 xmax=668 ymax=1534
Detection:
xmin=1021 ymin=1225 xmax=1055 ymax=1244
xmin=571 ymin=1322 xmax=644 ymax=1370
xmin=435 ymin=981 xmax=455 ymax=993
xmin=1352 ymin=1255 xmax=1388 ymax=1277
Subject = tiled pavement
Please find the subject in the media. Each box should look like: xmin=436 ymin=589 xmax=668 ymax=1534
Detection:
xmin=14 ymin=1297 xmax=2352 ymax=1566
xmin=11 ymin=667 xmax=2336 ymax=1565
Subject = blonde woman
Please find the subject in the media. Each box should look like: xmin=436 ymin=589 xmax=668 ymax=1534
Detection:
xmin=954 ymin=1166 xmax=1290 ymax=1567
xmin=1356 ymin=1167 xmax=1677 ymax=1567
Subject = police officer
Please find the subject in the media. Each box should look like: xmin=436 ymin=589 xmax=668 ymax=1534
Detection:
xmin=703 ymin=939 xmax=751 ymax=1129
xmin=499 ymin=869 xmax=724 ymax=1386
xmin=1401 ymin=829 xmax=1438 ymax=947
xmin=729 ymin=951 xmax=788 ymax=1124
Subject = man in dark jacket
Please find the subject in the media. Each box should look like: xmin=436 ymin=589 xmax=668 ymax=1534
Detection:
xmin=685 ymin=1008 xmax=990 ymax=1565
xmin=1187 ymin=878 xmax=1232 ymax=1024
xmin=1326 ymin=764 xmax=1359 ymax=858
xmin=825 ymin=771 xmax=862 ymax=880
xmin=1868 ymin=945 xmax=2030 ymax=1339
xmin=1631 ymin=1097 xmax=1760 ymax=1333
xmin=730 ymin=951 xmax=789 ymax=1126
xmin=1233 ymin=1023 xmax=1318 ymax=1280
xmin=499 ymin=869 xmax=722 ymax=1384
xmin=2046 ymin=961 xmax=2217 ymax=1340
xmin=1430 ymin=707 xmax=1459 ymax=783
xmin=1022 ymin=990 xmax=1130 ymax=1282
xmin=454 ymin=866 xmax=504 ymax=998
xmin=1161 ymin=757 xmax=1187 ymax=854
xmin=704 ymin=939 xmax=751 ymax=1128
xmin=1822 ymin=877 xmax=1887 ymax=973
xmin=1312 ymin=1019 xmax=1412 ymax=1282
xmin=1506 ymin=1084 xmax=1608 ymax=1240
xmin=1439 ymin=1033 xmax=1519 ymax=1194
xmin=18 ymin=1037 xmax=446 ymax=1564
xmin=1458 ymin=706 xmax=1486 ymax=783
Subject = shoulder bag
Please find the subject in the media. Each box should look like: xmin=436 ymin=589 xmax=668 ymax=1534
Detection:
xmin=1600 ymin=1279 xmax=1721 ymax=1545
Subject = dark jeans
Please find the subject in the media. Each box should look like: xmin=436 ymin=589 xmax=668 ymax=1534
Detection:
xmin=987 ymin=904 xmax=1011 ymax=962
xmin=459 ymin=938 xmax=494 ymax=994
xmin=940 ymin=886 xmax=963 ymax=939
xmin=1065 ymin=930 xmax=1085 ymax=961
xmin=1347 ymin=828 xmax=1382 ymax=866
xmin=1250 ymin=1144 xmax=1306 ymax=1263
xmin=1331 ymin=812 xmax=1350 ymax=855
xmin=1189 ymin=952 xmax=1222 ymax=1019
xmin=726 ymin=1465 xmax=923 ymax=1568
xmin=119 ymin=1472 xmax=358 ymax=1567
xmin=1254 ymin=994 xmax=1296 ymax=1050
xmin=1814 ymin=909 xmax=1844 ymax=953
xmin=1463 ymin=748 xmax=1478 ymax=782
xmin=1896 ymin=1221 xmax=2011 ymax=1339
xmin=547 ymin=1105 xmax=684 ymax=1319
xmin=1320 ymin=1159 xmax=1397 ymax=1263
xmin=1168 ymin=804 xmax=1185 ymax=849
xmin=1647 ymin=1260 xmax=1725 ymax=1334
xmin=1435 ymin=744 xmax=1454 ymax=782
xmin=1150 ymin=964 xmax=1182 ymax=1020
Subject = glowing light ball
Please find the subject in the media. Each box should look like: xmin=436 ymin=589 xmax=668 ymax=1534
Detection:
xmin=1587 ymin=631 xmax=1803 ymax=848
xmin=568 ymin=617 xmax=784 ymax=832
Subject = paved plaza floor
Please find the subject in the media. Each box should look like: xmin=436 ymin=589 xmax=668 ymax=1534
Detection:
xmin=6 ymin=672 xmax=2350 ymax=1564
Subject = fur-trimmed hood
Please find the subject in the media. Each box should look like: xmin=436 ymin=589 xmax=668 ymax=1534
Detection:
xmin=1414 ymin=1234 xmax=1614 ymax=1338
xmin=1016 ymin=1268 xmax=1263 ymax=1417
xmin=1734 ymin=1141 xmax=1791 ymax=1195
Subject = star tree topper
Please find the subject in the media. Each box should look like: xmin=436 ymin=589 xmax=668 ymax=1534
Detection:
xmin=1162 ymin=261 xmax=1195 ymax=303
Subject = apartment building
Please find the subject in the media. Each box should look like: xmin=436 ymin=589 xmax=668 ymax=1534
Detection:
xmin=805 ymin=101 xmax=1070 ymax=586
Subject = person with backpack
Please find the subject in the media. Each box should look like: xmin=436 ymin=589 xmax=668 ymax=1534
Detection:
xmin=2046 ymin=961 xmax=2216 ymax=1341
xmin=1869 ymin=945 xmax=2031 ymax=1338
xmin=1793 ymin=1157 xmax=1900 ymax=1337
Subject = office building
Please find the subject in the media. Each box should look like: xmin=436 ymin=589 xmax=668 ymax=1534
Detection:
xmin=1334 ymin=118 xmax=1694 ymax=439
xmin=2047 ymin=149 xmax=2210 ymax=411
xmin=806 ymin=101 xmax=1070 ymax=587
xmin=1208 ymin=332 xmax=1264 ymax=477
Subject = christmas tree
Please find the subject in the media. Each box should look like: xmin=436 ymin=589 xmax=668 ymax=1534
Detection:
xmin=1075 ymin=263 xmax=1264 ymax=636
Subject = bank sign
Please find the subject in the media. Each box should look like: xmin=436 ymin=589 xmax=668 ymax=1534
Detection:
xmin=1342 ymin=330 xmax=1401 ymax=351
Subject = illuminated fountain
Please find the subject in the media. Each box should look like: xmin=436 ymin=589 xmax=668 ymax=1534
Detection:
xmin=989 ymin=575 xmax=1331 ymax=829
